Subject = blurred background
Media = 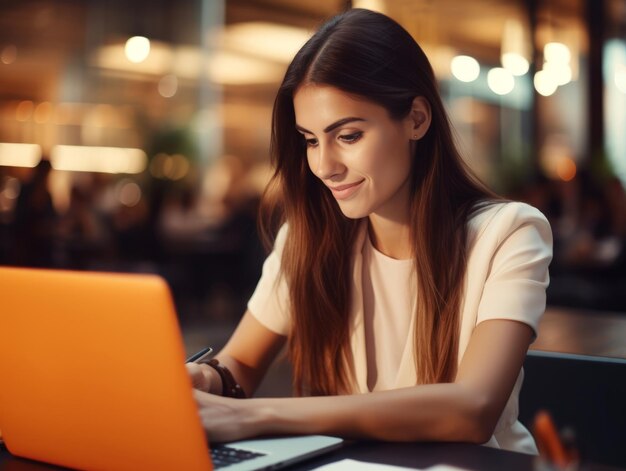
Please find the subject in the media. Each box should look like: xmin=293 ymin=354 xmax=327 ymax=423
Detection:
xmin=1 ymin=0 xmax=625 ymax=359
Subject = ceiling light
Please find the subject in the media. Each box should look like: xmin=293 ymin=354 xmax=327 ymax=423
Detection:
xmin=218 ymin=22 xmax=311 ymax=63
xmin=50 ymin=146 xmax=147 ymax=174
xmin=207 ymin=51 xmax=285 ymax=84
xmin=351 ymin=0 xmax=386 ymax=13
xmin=0 ymin=143 xmax=42 ymax=167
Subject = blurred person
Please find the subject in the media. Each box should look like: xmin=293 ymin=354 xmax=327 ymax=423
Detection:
xmin=203 ymin=154 xmax=265 ymax=292
xmin=197 ymin=154 xmax=266 ymax=281
xmin=10 ymin=159 xmax=59 ymax=267
xmin=186 ymin=9 xmax=552 ymax=454
xmin=58 ymin=185 xmax=112 ymax=269
xmin=111 ymin=187 xmax=151 ymax=263
xmin=159 ymin=186 xmax=211 ymax=244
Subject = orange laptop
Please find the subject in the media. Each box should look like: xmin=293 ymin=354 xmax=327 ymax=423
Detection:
xmin=0 ymin=266 xmax=342 ymax=471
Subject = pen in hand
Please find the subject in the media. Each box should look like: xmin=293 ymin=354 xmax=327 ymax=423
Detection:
xmin=186 ymin=347 xmax=213 ymax=363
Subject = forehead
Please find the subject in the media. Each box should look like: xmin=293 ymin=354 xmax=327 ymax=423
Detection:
xmin=293 ymin=84 xmax=387 ymax=128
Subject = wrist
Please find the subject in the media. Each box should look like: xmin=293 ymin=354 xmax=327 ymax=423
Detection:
xmin=254 ymin=398 xmax=317 ymax=436
xmin=200 ymin=358 xmax=247 ymax=399
xmin=203 ymin=358 xmax=247 ymax=398
xmin=247 ymin=399 xmax=279 ymax=436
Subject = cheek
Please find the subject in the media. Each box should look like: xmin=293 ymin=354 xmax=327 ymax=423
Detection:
xmin=363 ymin=133 xmax=410 ymax=175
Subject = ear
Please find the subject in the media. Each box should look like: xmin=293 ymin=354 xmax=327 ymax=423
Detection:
xmin=405 ymin=96 xmax=431 ymax=141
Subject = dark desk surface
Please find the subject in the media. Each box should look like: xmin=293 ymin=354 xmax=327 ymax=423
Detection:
xmin=2 ymin=441 xmax=624 ymax=471
xmin=300 ymin=441 xmax=536 ymax=470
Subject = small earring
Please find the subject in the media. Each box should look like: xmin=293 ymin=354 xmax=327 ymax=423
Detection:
xmin=412 ymin=134 xmax=418 ymax=139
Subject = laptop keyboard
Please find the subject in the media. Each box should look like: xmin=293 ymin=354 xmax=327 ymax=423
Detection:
xmin=211 ymin=445 xmax=267 ymax=469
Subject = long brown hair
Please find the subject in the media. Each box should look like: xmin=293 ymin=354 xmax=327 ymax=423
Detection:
xmin=260 ymin=8 xmax=496 ymax=395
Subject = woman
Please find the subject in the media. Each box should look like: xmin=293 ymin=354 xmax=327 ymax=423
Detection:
xmin=187 ymin=8 xmax=552 ymax=454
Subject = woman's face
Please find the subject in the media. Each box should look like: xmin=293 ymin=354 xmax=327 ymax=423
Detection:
xmin=293 ymin=84 xmax=417 ymax=222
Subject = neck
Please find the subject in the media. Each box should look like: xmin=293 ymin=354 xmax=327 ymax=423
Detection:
xmin=367 ymin=215 xmax=412 ymax=260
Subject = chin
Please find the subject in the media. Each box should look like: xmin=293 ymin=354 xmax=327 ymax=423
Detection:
xmin=335 ymin=202 xmax=370 ymax=220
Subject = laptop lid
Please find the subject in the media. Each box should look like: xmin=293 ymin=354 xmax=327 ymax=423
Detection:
xmin=0 ymin=266 xmax=343 ymax=471
xmin=0 ymin=266 xmax=212 ymax=471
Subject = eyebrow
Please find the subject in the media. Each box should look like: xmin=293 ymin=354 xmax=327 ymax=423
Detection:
xmin=295 ymin=117 xmax=366 ymax=135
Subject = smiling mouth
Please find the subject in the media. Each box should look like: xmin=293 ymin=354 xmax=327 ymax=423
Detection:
xmin=328 ymin=180 xmax=365 ymax=200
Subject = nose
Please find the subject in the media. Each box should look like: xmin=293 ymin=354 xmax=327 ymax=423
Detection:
xmin=309 ymin=144 xmax=345 ymax=180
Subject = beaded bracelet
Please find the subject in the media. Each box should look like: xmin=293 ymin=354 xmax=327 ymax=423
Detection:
xmin=202 ymin=358 xmax=247 ymax=398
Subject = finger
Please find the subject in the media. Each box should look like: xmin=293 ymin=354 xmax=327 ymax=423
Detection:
xmin=187 ymin=363 xmax=210 ymax=390
xmin=193 ymin=388 xmax=210 ymax=404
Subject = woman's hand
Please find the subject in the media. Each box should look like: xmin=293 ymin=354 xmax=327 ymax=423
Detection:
xmin=193 ymin=390 xmax=267 ymax=443
xmin=186 ymin=362 xmax=221 ymax=395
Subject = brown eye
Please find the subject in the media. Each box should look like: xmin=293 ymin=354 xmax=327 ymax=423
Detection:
xmin=338 ymin=131 xmax=363 ymax=143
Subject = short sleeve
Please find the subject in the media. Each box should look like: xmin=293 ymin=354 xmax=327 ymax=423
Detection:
xmin=476 ymin=203 xmax=553 ymax=337
xmin=247 ymin=224 xmax=291 ymax=336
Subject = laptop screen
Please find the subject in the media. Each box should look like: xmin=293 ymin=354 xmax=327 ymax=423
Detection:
xmin=0 ymin=267 xmax=212 ymax=471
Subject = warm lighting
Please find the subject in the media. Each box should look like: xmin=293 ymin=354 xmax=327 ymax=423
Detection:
xmin=53 ymin=103 xmax=87 ymax=126
xmin=535 ymin=41 xmax=574 ymax=91
xmin=98 ymin=41 xmax=171 ymax=75
xmin=615 ymin=64 xmax=626 ymax=94
xmin=502 ymin=53 xmax=529 ymax=76
xmin=125 ymin=36 xmax=151 ymax=63
xmin=351 ymin=0 xmax=386 ymax=12
xmin=544 ymin=42 xmax=571 ymax=64
xmin=34 ymin=102 xmax=53 ymax=124
xmin=50 ymin=146 xmax=147 ymax=174
xmin=208 ymin=51 xmax=285 ymax=85
xmin=540 ymin=135 xmax=575 ymax=180
xmin=1 ymin=176 xmax=20 ymax=199
xmin=95 ymin=22 xmax=310 ymax=85
xmin=451 ymin=55 xmax=480 ymax=82
xmin=219 ymin=22 xmax=311 ymax=64
xmin=487 ymin=67 xmax=515 ymax=95
xmin=543 ymin=62 xmax=572 ymax=86
xmin=158 ymin=74 xmax=178 ymax=98
xmin=117 ymin=179 xmax=142 ymax=207
xmin=426 ymin=45 xmax=455 ymax=80
xmin=149 ymin=153 xmax=190 ymax=180
xmin=51 ymin=103 xmax=133 ymax=128
xmin=0 ymin=175 xmax=21 ymax=214
xmin=501 ymin=19 xmax=530 ymax=76
xmin=0 ymin=143 xmax=42 ymax=168
xmin=1 ymin=45 xmax=17 ymax=65
xmin=15 ymin=100 xmax=34 ymax=122
xmin=95 ymin=40 xmax=284 ymax=85
xmin=556 ymin=156 xmax=577 ymax=181
xmin=534 ymin=70 xmax=558 ymax=96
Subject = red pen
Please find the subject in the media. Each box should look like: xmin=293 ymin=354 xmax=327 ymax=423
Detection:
xmin=533 ymin=410 xmax=569 ymax=469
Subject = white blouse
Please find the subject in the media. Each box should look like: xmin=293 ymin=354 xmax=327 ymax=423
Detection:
xmin=247 ymin=201 xmax=553 ymax=454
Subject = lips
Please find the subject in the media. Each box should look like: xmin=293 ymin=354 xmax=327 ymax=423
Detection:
xmin=328 ymin=179 xmax=365 ymax=200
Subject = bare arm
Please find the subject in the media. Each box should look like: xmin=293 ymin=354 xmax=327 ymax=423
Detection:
xmin=187 ymin=310 xmax=286 ymax=397
xmin=195 ymin=318 xmax=533 ymax=443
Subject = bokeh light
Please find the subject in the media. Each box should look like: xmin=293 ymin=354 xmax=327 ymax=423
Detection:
xmin=125 ymin=36 xmax=151 ymax=63
xmin=451 ymin=55 xmax=480 ymax=82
